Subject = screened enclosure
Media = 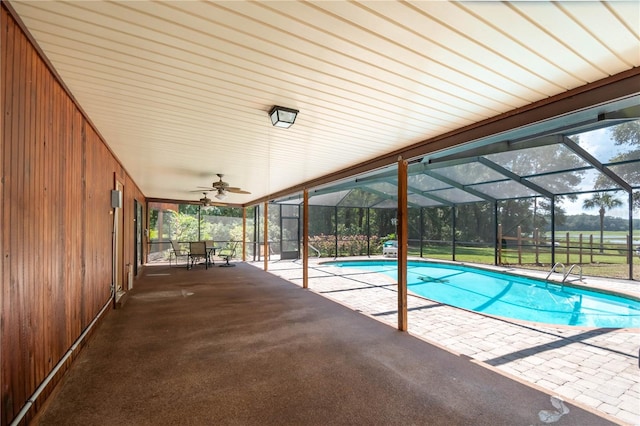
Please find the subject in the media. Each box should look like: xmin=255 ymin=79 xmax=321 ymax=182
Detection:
xmin=268 ymin=113 xmax=640 ymax=281
xmin=147 ymin=202 xmax=246 ymax=262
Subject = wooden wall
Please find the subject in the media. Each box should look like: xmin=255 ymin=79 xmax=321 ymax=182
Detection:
xmin=1 ymin=6 xmax=146 ymax=425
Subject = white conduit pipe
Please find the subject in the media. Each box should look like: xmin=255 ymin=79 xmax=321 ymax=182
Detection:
xmin=10 ymin=298 xmax=112 ymax=426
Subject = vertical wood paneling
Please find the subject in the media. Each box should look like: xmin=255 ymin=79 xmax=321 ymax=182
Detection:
xmin=0 ymin=8 xmax=7 ymax=422
xmin=1 ymin=6 xmax=147 ymax=425
xmin=33 ymin=44 xmax=45 ymax=402
xmin=42 ymin=40 xmax=54 ymax=404
xmin=10 ymin=10 xmax=26 ymax=420
xmin=2 ymin=10 xmax=16 ymax=423
xmin=80 ymin=120 xmax=87 ymax=329
xmin=69 ymin=108 xmax=84 ymax=336
xmin=24 ymin=36 xmax=35 ymax=398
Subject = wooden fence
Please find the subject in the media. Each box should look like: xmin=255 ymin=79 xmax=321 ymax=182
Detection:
xmin=497 ymin=224 xmax=635 ymax=266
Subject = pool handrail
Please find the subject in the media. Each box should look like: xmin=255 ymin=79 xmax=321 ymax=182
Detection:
xmin=308 ymin=244 xmax=321 ymax=258
xmin=546 ymin=262 xmax=565 ymax=281
xmin=563 ymin=264 xmax=583 ymax=283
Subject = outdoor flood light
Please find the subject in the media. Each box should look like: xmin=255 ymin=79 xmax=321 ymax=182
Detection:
xmin=269 ymin=105 xmax=298 ymax=128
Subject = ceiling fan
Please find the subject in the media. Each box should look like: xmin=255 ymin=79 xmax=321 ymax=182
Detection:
xmin=196 ymin=174 xmax=251 ymax=200
xmin=197 ymin=192 xmax=223 ymax=207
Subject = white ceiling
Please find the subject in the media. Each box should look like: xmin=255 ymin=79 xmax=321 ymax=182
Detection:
xmin=8 ymin=1 xmax=640 ymax=205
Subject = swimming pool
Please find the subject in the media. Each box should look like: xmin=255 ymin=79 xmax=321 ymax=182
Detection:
xmin=327 ymin=261 xmax=640 ymax=328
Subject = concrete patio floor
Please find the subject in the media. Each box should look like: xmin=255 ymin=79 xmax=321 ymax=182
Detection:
xmin=32 ymin=261 xmax=621 ymax=425
xmin=257 ymin=257 xmax=639 ymax=425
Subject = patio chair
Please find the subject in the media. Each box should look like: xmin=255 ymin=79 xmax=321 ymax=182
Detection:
xmin=170 ymin=240 xmax=189 ymax=267
xmin=218 ymin=241 xmax=239 ymax=267
xmin=382 ymin=240 xmax=398 ymax=257
xmin=188 ymin=241 xmax=209 ymax=270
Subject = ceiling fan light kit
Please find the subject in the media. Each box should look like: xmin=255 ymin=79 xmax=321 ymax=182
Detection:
xmin=269 ymin=105 xmax=298 ymax=128
xmin=199 ymin=192 xmax=212 ymax=206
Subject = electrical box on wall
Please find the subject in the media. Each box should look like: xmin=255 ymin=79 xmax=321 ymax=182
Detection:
xmin=111 ymin=190 xmax=122 ymax=208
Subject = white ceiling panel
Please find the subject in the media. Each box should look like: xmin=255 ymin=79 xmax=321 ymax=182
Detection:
xmin=7 ymin=0 xmax=640 ymax=205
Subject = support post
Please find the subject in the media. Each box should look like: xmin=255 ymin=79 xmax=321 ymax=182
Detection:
xmin=452 ymin=206 xmax=456 ymax=262
xmin=366 ymin=208 xmax=371 ymax=257
xmin=253 ymin=206 xmax=259 ymax=261
xmin=264 ymin=202 xmax=269 ymax=271
xmin=494 ymin=203 xmax=499 ymax=266
xmin=242 ymin=207 xmax=247 ymax=261
xmin=303 ymin=189 xmax=309 ymax=289
xmin=497 ymin=223 xmax=502 ymax=265
xmin=419 ymin=207 xmax=424 ymax=258
xmin=279 ymin=204 xmax=284 ymax=256
xmin=629 ymin=192 xmax=634 ymax=280
xmin=534 ymin=228 xmax=540 ymax=265
xmin=551 ymin=197 xmax=556 ymax=265
xmin=517 ymin=225 xmax=522 ymax=265
xmin=579 ymin=234 xmax=583 ymax=265
xmin=397 ymin=157 xmax=408 ymax=332
xmin=334 ymin=206 xmax=338 ymax=258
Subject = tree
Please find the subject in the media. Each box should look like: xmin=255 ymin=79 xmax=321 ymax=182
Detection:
xmin=592 ymin=121 xmax=640 ymax=209
xmin=582 ymin=192 xmax=623 ymax=253
xmin=167 ymin=211 xmax=200 ymax=242
xmin=610 ymin=121 xmax=640 ymax=210
xmin=423 ymin=206 xmax=451 ymax=243
xmin=610 ymin=121 xmax=640 ymax=155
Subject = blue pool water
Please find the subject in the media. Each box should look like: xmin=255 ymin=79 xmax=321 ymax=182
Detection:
xmin=328 ymin=261 xmax=640 ymax=328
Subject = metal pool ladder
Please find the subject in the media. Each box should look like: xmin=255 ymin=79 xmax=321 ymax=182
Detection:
xmin=546 ymin=262 xmax=565 ymax=281
xmin=563 ymin=264 xmax=583 ymax=283
xmin=545 ymin=262 xmax=582 ymax=285
xmin=308 ymin=244 xmax=321 ymax=258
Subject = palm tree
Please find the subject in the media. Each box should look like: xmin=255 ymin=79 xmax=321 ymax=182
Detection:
xmin=582 ymin=192 xmax=623 ymax=253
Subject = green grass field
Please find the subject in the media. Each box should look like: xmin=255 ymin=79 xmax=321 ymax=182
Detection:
xmin=555 ymin=230 xmax=639 ymax=244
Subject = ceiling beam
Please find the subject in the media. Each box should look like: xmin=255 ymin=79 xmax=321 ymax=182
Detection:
xmin=561 ymin=137 xmax=633 ymax=193
xmin=477 ymin=157 xmax=554 ymax=199
xmin=408 ymin=187 xmax=454 ymax=207
xmin=423 ymin=171 xmax=496 ymax=203
xmin=424 ymin=135 xmax=562 ymax=165
xmin=597 ymin=104 xmax=640 ymax=122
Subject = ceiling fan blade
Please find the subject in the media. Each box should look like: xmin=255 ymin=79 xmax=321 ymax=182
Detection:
xmin=226 ymin=188 xmax=251 ymax=194
xmin=194 ymin=175 xmax=250 ymax=196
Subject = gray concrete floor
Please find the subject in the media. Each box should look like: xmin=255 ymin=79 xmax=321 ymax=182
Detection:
xmin=260 ymin=257 xmax=639 ymax=425
xmin=34 ymin=262 xmax=618 ymax=425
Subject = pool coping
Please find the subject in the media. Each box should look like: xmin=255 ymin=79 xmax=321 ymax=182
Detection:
xmin=322 ymin=257 xmax=640 ymax=313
